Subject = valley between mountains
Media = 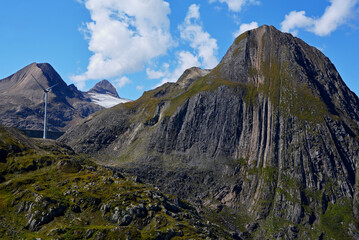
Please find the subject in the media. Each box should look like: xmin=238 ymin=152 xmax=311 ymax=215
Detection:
xmin=1 ymin=25 xmax=359 ymax=239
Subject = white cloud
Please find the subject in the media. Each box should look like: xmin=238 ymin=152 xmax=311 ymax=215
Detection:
xmin=158 ymin=51 xmax=200 ymax=86
xmin=313 ymin=0 xmax=357 ymax=36
xmin=233 ymin=21 xmax=258 ymax=37
xmin=281 ymin=0 xmax=357 ymax=36
xmin=113 ymin=76 xmax=131 ymax=88
xmin=149 ymin=4 xmax=218 ymax=87
xmin=146 ymin=69 xmax=167 ymax=80
xmin=179 ymin=4 xmax=218 ymax=69
xmin=281 ymin=11 xmax=313 ymax=36
xmin=146 ymin=63 xmax=169 ymax=79
xmin=71 ymin=0 xmax=173 ymax=88
xmin=136 ymin=85 xmax=144 ymax=91
xmin=209 ymin=0 xmax=259 ymax=12
xmin=74 ymin=80 xmax=86 ymax=90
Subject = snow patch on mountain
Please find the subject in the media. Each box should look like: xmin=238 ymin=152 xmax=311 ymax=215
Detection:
xmin=89 ymin=93 xmax=131 ymax=108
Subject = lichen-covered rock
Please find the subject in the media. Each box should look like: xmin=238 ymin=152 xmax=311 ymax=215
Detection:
xmin=25 ymin=202 xmax=66 ymax=231
xmin=56 ymin=159 xmax=82 ymax=173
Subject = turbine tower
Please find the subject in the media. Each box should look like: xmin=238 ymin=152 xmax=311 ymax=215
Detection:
xmin=31 ymin=74 xmax=58 ymax=139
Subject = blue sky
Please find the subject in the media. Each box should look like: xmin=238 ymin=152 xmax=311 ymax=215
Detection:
xmin=0 ymin=0 xmax=358 ymax=100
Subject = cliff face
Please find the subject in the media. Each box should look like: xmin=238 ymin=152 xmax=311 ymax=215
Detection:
xmin=60 ymin=25 xmax=359 ymax=238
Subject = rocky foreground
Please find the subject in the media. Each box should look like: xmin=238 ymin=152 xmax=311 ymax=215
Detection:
xmin=0 ymin=125 xmax=233 ymax=239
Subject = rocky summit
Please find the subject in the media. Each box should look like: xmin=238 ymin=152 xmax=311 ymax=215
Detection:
xmin=88 ymin=79 xmax=120 ymax=98
xmin=60 ymin=25 xmax=359 ymax=239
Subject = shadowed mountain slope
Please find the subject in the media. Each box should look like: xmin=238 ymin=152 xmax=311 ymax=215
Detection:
xmin=60 ymin=25 xmax=359 ymax=239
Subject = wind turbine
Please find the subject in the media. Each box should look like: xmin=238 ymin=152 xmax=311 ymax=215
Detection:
xmin=31 ymin=74 xmax=58 ymax=139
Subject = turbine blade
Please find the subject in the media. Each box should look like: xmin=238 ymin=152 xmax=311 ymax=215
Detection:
xmin=30 ymin=74 xmax=46 ymax=91
xmin=47 ymin=83 xmax=59 ymax=91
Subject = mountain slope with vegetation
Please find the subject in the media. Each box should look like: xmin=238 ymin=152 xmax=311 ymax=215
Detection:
xmin=0 ymin=125 xmax=232 ymax=239
xmin=60 ymin=25 xmax=359 ymax=239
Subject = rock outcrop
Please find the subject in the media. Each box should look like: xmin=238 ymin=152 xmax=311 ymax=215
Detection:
xmin=87 ymin=79 xmax=119 ymax=98
xmin=60 ymin=25 xmax=359 ymax=238
xmin=84 ymin=80 xmax=131 ymax=108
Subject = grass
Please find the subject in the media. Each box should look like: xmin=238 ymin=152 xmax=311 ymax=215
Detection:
xmin=234 ymin=32 xmax=247 ymax=45
xmin=114 ymin=51 xmax=329 ymax=133
xmin=0 ymin=136 xmax=232 ymax=239
xmin=165 ymin=76 xmax=237 ymax=117
xmin=319 ymin=198 xmax=357 ymax=239
xmin=244 ymin=57 xmax=328 ymax=124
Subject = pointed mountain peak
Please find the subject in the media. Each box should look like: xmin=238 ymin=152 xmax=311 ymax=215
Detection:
xmin=218 ymin=24 xmax=343 ymax=95
xmin=0 ymin=62 xmax=67 ymax=94
xmin=88 ymin=80 xmax=119 ymax=98
xmin=35 ymin=63 xmax=57 ymax=75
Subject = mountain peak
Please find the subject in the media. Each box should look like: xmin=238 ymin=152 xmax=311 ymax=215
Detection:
xmin=61 ymin=25 xmax=359 ymax=237
xmin=88 ymin=79 xmax=119 ymax=98
xmin=0 ymin=62 xmax=67 ymax=95
xmin=177 ymin=67 xmax=211 ymax=87
xmin=0 ymin=62 xmax=102 ymax=131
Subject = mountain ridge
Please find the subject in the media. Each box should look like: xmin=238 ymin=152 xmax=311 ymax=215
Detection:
xmin=60 ymin=25 xmax=359 ymax=238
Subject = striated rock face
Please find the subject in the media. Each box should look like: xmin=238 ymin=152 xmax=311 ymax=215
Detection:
xmin=61 ymin=25 xmax=359 ymax=238
xmin=0 ymin=63 xmax=103 ymax=131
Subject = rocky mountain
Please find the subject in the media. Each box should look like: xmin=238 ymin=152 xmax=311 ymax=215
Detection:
xmin=0 ymin=125 xmax=233 ymax=239
xmin=60 ymin=25 xmax=359 ymax=239
xmin=85 ymin=80 xmax=131 ymax=108
xmin=88 ymin=79 xmax=119 ymax=98
xmin=0 ymin=63 xmax=128 ymax=131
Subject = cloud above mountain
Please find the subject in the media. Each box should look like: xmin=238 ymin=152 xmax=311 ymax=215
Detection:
xmin=208 ymin=0 xmax=259 ymax=12
xmin=281 ymin=0 xmax=357 ymax=36
xmin=148 ymin=4 xmax=218 ymax=86
xmin=179 ymin=4 xmax=218 ymax=69
xmin=71 ymin=0 xmax=173 ymax=89
xmin=233 ymin=21 xmax=258 ymax=37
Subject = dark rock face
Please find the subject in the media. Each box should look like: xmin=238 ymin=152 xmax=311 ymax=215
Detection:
xmin=0 ymin=175 xmax=5 ymax=183
xmin=87 ymin=79 xmax=119 ymax=98
xmin=0 ymin=148 xmax=8 ymax=163
xmin=0 ymin=63 xmax=103 ymax=131
xmin=61 ymin=25 xmax=359 ymax=238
